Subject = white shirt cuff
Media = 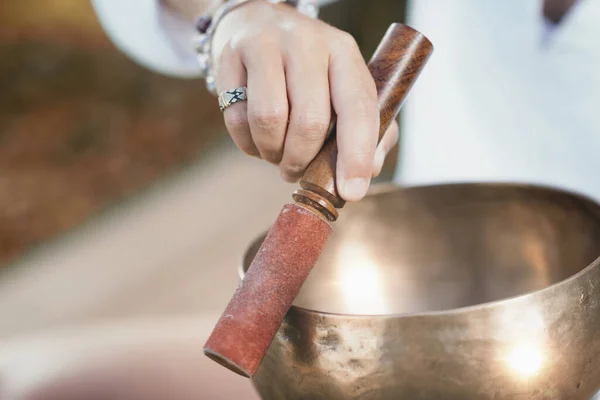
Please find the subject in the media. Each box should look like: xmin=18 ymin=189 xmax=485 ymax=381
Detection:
xmin=91 ymin=0 xmax=202 ymax=79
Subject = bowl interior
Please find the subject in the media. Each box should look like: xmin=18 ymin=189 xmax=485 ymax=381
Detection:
xmin=243 ymin=184 xmax=600 ymax=315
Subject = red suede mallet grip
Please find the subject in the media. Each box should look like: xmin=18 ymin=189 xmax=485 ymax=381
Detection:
xmin=203 ymin=23 xmax=433 ymax=378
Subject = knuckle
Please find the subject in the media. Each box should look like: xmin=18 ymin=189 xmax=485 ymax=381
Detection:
xmin=294 ymin=114 xmax=330 ymax=141
xmin=251 ymin=108 xmax=288 ymax=131
xmin=260 ymin=147 xmax=283 ymax=164
xmin=281 ymin=174 xmax=300 ymax=184
xmin=288 ymin=26 xmax=319 ymax=47
xmin=224 ymin=110 xmax=249 ymax=132
xmin=336 ymin=31 xmax=359 ymax=50
xmin=281 ymin=161 xmax=307 ymax=178
xmin=238 ymin=141 xmax=259 ymax=157
xmin=243 ymin=30 xmax=279 ymax=50
xmin=257 ymin=30 xmax=279 ymax=46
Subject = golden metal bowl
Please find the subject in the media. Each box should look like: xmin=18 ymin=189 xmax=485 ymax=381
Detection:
xmin=241 ymin=184 xmax=600 ymax=399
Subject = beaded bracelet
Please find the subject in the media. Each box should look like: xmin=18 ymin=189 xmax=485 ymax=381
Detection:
xmin=193 ymin=0 xmax=320 ymax=95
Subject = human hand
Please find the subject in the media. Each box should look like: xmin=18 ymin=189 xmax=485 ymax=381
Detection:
xmin=211 ymin=1 xmax=399 ymax=201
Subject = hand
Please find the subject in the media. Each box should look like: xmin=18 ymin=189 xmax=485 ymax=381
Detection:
xmin=211 ymin=1 xmax=399 ymax=201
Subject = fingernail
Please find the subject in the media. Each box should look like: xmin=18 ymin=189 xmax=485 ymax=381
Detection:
xmin=341 ymin=177 xmax=369 ymax=201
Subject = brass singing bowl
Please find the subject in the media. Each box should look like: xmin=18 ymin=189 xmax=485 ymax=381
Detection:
xmin=241 ymin=184 xmax=600 ymax=399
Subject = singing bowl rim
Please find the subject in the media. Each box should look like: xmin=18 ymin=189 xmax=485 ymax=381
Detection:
xmin=239 ymin=182 xmax=600 ymax=319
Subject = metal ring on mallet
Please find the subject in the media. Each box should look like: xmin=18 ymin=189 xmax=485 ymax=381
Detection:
xmin=203 ymin=23 xmax=434 ymax=378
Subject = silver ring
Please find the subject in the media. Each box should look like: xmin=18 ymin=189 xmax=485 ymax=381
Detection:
xmin=218 ymin=86 xmax=247 ymax=111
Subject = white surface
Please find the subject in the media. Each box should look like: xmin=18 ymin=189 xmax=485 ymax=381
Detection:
xmin=397 ymin=0 xmax=600 ymax=203
xmin=91 ymin=0 xmax=202 ymax=78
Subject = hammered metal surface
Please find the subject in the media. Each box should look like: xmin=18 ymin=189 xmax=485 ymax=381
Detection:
xmin=243 ymin=184 xmax=600 ymax=399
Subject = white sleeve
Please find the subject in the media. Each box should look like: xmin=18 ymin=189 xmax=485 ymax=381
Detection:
xmin=91 ymin=0 xmax=202 ymax=79
xmin=91 ymin=0 xmax=342 ymax=79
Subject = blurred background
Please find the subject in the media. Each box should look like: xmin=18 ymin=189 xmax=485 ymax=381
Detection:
xmin=0 ymin=0 xmax=405 ymax=338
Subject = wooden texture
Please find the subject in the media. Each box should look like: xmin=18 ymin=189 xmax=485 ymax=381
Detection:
xmin=297 ymin=24 xmax=433 ymax=217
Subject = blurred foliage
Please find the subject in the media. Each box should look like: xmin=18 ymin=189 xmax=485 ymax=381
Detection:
xmin=0 ymin=0 xmax=223 ymax=265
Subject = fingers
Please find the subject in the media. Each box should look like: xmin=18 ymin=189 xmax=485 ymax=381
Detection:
xmin=329 ymin=32 xmax=380 ymax=201
xmin=214 ymin=2 xmax=382 ymax=195
xmin=279 ymin=41 xmax=331 ymax=182
xmin=240 ymin=38 xmax=289 ymax=164
xmin=217 ymin=44 xmax=259 ymax=157
xmin=372 ymin=120 xmax=399 ymax=177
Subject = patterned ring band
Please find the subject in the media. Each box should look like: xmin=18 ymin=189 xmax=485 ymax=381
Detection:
xmin=218 ymin=86 xmax=248 ymax=112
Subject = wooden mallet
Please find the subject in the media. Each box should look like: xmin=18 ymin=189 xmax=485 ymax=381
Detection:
xmin=204 ymin=23 xmax=433 ymax=377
